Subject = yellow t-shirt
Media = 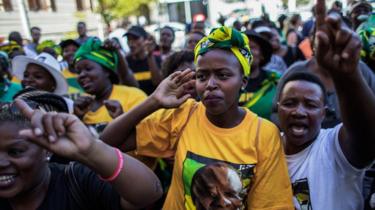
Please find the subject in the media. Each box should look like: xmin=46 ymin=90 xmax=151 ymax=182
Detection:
xmin=136 ymin=99 xmax=294 ymax=210
xmin=83 ymin=85 xmax=156 ymax=169
xmin=83 ymin=85 xmax=147 ymax=130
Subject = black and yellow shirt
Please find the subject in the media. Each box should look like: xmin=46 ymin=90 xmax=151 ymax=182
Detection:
xmin=126 ymin=55 xmax=161 ymax=95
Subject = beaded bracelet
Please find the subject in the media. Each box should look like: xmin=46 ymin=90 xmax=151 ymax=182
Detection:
xmin=99 ymin=148 xmax=124 ymax=182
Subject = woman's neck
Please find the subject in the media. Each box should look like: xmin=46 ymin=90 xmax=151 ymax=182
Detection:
xmin=9 ymin=167 xmax=51 ymax=210
xmin=95 ymin=85 xmax=113 ymax=102
xmin=206 ymin=105 xmax=246 ymax=128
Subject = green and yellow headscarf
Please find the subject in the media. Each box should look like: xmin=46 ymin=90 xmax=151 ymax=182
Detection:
xmin=194 ymin=26 xmax=253 ymax=77
xmin=358 ymin=14 xmax=375 ymax=60
xmin=36 ymin=40 xmax=61 ymax=55
xmin=0 ymin=41 xmax=23 ymax=55
xmin=74 ymin=37 xmax=118 ymax=73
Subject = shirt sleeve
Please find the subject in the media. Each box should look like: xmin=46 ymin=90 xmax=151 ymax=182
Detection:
xmin=73 ymin=163 xmax=122 ymax=210
xmin=136 ymin=100 xmax=195 ymax=158
xmin=247 ymin=120 xmax=294 ymax=210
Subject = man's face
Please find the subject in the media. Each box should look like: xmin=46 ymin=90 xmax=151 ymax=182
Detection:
xmin=127 ymin=35 xmax=145 ymax=56
xmin=31 ymin=29 xmax=41 ymax=43
xmin=192 ymin=163 xmax=243 ymax=210
xmin=77 ymin=23 xmax=86 ymax=37
xmin=160 ymin=28 xmax=174 ymax=48
xmin=278 ymin=80 xmax=326 ymax=151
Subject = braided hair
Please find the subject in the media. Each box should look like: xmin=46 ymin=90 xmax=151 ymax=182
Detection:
xmin=13 ymin=87 xmax=69 ymax=113
xmin=0 ymin=88 xmax=69 ymax=127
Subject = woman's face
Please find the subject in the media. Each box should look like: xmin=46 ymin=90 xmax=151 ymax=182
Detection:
xmin=63 ymin=44 xmax=78 ymax=67
xmin=270 ymin=29 xmax=281 ymax=51
xmin=196 ymin=49 xmax=246 ymax=115
xmin=0 ymin=122 xmax=48 ymax=198
xmin=22 ymin=63 xmax=56 ymax=93
xmin=76 ymin=59 xmax=112 ymax=96
xmin=249 ymin=41 xmax=263 ymax=69
xmin=186 ymin=33 xmax=204 ymax=51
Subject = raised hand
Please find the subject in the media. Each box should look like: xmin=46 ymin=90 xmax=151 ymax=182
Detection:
xmin=103 ymin=38 xmax=122 ymax=51
xmin=315 ymin=0 xmax=362 ymax=75
xmin=144 ymin=36 xmax=157 ymax=57
xmin=151 ymin=68 xmax=195 ymax=108
xmin=15 ymin=99 xmax=96 ymax=162
xmin=74 ymin=95 xmax=94 ymax=119
xmin=104 ymin=99 xmax=124 ymax=119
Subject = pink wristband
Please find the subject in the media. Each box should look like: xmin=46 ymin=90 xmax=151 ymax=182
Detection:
xmin=99 ymin=148 xmax=124 ymax=182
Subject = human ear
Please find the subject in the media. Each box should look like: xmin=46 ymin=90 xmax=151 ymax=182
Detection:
xmin=241 ymin=76 xmax=248 ymax=90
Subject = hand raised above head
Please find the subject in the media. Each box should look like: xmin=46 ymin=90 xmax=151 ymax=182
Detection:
xmin=144 ymin=38 xmax=157 ymax=57
xmin=15 ymin=99 xmax=96 ymax=161
xmin=151 ymin=68 xmax=195 ymax=109
xmin=315 ymin=0 xmax=362 ymax=76
xmin=103 ymin=38 xmax=121 ymax=51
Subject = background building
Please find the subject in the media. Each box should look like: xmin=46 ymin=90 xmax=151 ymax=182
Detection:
xmin=0 ymin=0 xmax=104 ymax=42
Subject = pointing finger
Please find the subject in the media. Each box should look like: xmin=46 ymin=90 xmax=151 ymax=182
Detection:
xmin=14 ymin=99 xmax=34 ymax=119
xmin=315 ymin=0 xmax=327 ymax=30
xmin=14 ymin=99 xmax=44 ymax=136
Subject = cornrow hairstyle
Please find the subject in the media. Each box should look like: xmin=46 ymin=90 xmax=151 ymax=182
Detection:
xmin=13 ymin=87 xmax=69 ymax=113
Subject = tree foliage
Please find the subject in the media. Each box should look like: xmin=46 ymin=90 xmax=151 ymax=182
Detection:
xmin=97 ymin=0 xmax=155 ymax=28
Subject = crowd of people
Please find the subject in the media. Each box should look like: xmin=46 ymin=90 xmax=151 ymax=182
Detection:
xmin=0 ymin=0 xmax=374 ymax=209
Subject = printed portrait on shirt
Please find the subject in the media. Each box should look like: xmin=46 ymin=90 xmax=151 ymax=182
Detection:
xmin=182 ymin=151 xmax=255 ymax=210
xmin=292 ymin=178 xmax=312 ymax=210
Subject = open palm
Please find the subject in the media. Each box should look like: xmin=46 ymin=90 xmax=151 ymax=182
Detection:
xmin=151 ymin=69 xmax=195 ymax=109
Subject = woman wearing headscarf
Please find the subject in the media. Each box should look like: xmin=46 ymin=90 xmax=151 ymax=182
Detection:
xmin=0 ymin=92 xmax=162 ymax=210
xmin=239 ymin=30 xmax=280 ymax=120
xmin=101 ymin=26 xmax=294 ymax=210
xmin=73 ymin=37 xmax=146 ymax=134
xmin=73 ymin=38 xmax=157 ymax=171
xmin=0 ymin=51 xmax=22 ymax=102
